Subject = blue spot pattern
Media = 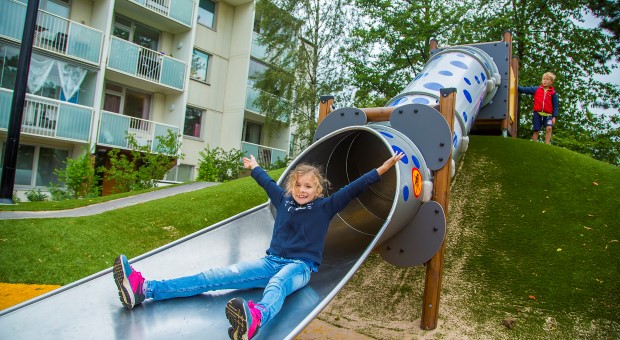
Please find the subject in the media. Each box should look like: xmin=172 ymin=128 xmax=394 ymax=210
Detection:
xmin=457 ymin=53 xmax=465 ymax=57
xmin=412 ymin=155 xmax=420 ymax=168
xmin=480 ymin=72 xmax=486 ymax=81
xmin=380 ymin=131 xmax=394 ymax=138
xmin=391 ymin=97 xmax=407 ymax=106
xmin=464 ymin=77 xmax=471 ymax=85
xmin=463 ymin=90 xmax=472 ymax=103
xmin=475 ymin=76 xmax=480 ymax=84
xmin=412 ymin=97 xmax=430 ymax=104
xmin=463 ymin=111 xmax=468 ymax=122
xmin=450 ymin=60 xmax=468 ymax=69
xmin=439 ymin=70 xmax=453 ymax=76
xmin=453 ymin=133 xmax=458 ymax=147
xmin=424 ymin=82 xmax=444 ymax=91
xmin=403 ymin=186 xmax=409 ymax=202
xmin=392 ymin=145 xmax=409 ymax=164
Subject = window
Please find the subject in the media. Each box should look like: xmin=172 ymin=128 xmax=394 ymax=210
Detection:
xmin=243 ymin=121 xmax=262 ymax=144
xmin=2 ymin=144 xmax=69 ymax=187
xmin=197 ymin=0 xmax=216 ymax=29
xmin=184 ymin=106 xmax=204 ymax=138
xmin=40 ymin=0 xmax=70 ymax=19
xmin=113 ymin=15 xmax=160 ymax=50
xmin=103 ymin=83 xmax=151 ymax=120
xmin=166 ymin=164 xmax=194 ymax=182
xmin=190 ymin=49 xmax=210 ymax=82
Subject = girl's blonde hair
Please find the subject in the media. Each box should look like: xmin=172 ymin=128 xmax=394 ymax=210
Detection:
xmin=284 ymin=163 xmax=330 ymax=197
xmin=543 ymin=72 xmax=556 ymax=81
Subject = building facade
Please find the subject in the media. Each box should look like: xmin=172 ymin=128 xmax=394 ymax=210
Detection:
xmin=0 ymin=0 xmax=293 ymax=199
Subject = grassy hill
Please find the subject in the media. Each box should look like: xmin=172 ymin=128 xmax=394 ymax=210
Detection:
xmin=0 ymin=135 xmax=618 ymax=338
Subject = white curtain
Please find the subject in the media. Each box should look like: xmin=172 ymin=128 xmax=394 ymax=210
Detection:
xmin=26 ymin=58 xmax=87 ymax=101
xmin=27 ymin=57 xmax=54 ymax=94
xmin=57 ymin=61 xmax=87 ymax=101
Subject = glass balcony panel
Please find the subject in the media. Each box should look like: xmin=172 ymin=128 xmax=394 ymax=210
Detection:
xmin=99 ymin=111 xmax=180 ymax=152
xmin=152 ymin=123 xmax=179 ymax=153
xmin=108 ymin=38 xmax=140 ymax=76
xmin=0 ymin=89 xmax=12 ymax=129
xmin=0 ymin=89 xmax=93 ymax=142
xmin=66 ymin=23 xmax=102 ymax=64
xmin=0 ymin=0 xmax=26 ymax=41
xmin=169 ymin=0 xmax=194 ymax=26
xmin=160 ymin=56 xmax=185 ymax=90
xmin=98 ymin=111 xmax=131 ymax=148
xmin=241 ymin=141 xmax=287 ymax=166
xmin=108 ymin=37 xmax=185 ymax=91
xmin=251 ymin=32 xmax=268 ymax=60
xmin=241 ymin=142 xmax=259 ymax=159
xmin=245 ymin=86 xmax=260 ymax=113
xmin=56 ymin=104 xmax=92 ymax=141
xmin=245 ymin=85 xmax=290 ymax=123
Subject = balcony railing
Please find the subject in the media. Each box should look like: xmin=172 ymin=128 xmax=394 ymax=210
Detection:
xmin=107 ymin=37 xmax=186 ymax=91
xmin=98 ymin=110 xmax=180 ymax=153
xmin=128 ymin=0 xmax=195 ymax=27
xmin=241 ymin=141 xmax=287 ymax=167
xmin=0 ymin=88 xmax=93 ymax=142
xmin=245 ymin=85 xmax=291 ymax=123
xmin=0 ymin=0 xmax=103 ymax=64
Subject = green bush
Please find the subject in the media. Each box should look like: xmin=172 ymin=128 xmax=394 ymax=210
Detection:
xmin=25 ymin=189 xmax=48 ymax=202
xmin=99 ymin=130 xmax=184 ymax=194
xmin=196 ymin=146 xmax=245 ymax=182
xmin=53 ymin=150 xmax=101 ymax=199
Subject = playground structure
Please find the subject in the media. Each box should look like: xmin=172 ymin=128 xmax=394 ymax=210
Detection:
xmin=0 ymin=33 xmax=519 ymax=339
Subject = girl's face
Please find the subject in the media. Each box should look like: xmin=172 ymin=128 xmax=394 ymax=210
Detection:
xmin=293 ymin=173 xmax=319 ymax=205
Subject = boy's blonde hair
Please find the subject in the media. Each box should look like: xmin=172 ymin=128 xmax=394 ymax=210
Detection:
xmin=542 ymin=72 xmax=556 ymax=82
xmin=285 ymin=163 xmax=329 ymax=198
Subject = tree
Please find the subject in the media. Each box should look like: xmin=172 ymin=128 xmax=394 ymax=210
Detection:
xmin=343 ymin=0 xmax=620 ymax=164
xmin=252 ymin=0 xmax=352 ymax=151
xmin=587 ymin=0 xmax=620 ymax=58
xmin=343 ymin=0 xmax=475 ymax=108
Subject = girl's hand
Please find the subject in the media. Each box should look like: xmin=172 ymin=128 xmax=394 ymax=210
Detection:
xmin=243 ymin=155 xmax=259 ymax=169
xmin=377 ymin=151 xmax=405 ymax=175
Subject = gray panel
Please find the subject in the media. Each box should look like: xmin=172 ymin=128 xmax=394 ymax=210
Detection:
xmin=473 ymin=42 xmax=509 ymax=120
xmin=389 ymin=104 xmax=452 ymax=170
xmin=313 ymin=107 xmax=367 ymax=142
xmin=378 ymin=201 xmax=446 ymax=267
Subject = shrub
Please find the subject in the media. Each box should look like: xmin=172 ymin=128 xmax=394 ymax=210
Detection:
xmin=196 ymin=147 xmax=245 ymax=182
xmin=53 ymin=150 xmax=101 ymax=199
xmin=99 ymin=130 xmax=184 ymax=194
xmin=25 ymin=189 xmax=48 ymax=202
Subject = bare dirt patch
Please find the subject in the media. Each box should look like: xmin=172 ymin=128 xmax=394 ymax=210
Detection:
xmin=298 ymin=155 xmax=506 ymax=339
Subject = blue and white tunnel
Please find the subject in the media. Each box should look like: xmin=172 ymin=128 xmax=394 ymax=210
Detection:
xmin=300 ymin=46 xmax=501 ymax=267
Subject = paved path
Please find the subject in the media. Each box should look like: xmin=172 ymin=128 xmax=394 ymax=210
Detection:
xmin=0 ymin=182 xmax=218 ymax=220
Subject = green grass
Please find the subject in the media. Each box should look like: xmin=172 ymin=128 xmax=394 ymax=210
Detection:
xmin=0 ymin=168 xmax=283 ymax=285
xmin=0 ymin=137 xmax=618 ymax=337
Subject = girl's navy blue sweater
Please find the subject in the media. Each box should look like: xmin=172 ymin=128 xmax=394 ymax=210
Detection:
xmin=251 ymin=166 xmax=381 ymax=268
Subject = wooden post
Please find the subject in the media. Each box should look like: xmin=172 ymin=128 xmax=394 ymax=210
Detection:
xmin=318 ymin=95 xmax=334 ymax=125
xmin=421 ymin=87 xmax=456 ymax=330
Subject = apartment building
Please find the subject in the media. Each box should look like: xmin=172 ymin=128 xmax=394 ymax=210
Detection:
xmin=0 ymin=0 xmax=293 ymax=199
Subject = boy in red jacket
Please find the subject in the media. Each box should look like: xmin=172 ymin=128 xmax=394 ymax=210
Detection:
xmin=518 ymin=72 xmax=559 ymax=144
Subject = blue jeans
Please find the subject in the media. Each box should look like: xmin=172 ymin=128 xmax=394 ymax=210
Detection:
xmin=143 ymin=255 xmax=313 ymax=324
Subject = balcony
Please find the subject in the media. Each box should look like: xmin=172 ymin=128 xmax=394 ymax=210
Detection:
xmin=0 ymin=0 xmax=103 ymax=64
xmin=0 ymin=88 xmax=93 ymax=143
xmin=118 ymin=0 xmax=194 ymax=33
xmin=245 ymin=85 xmax=291 ymax=123
xmin=241 ymin=141 xmax=287 ymax=167
xmin=107 ymin=37 xmax=187 ymax=92
xmin=98 ymin=110 xmax=180 ymax=153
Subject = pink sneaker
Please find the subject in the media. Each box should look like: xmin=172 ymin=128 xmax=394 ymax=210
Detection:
xmin=113 ymin=255 xmax=145 ymax=310
xmin=225 ymin=298 xmax=262 ymax=340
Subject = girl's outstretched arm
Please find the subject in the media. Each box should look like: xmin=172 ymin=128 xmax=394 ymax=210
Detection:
xmin=376 ymin=151 xmax=405 ymax=175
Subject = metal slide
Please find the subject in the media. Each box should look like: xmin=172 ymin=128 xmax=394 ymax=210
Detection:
xmin=0 ymin=42 xmax=511 ymax=339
